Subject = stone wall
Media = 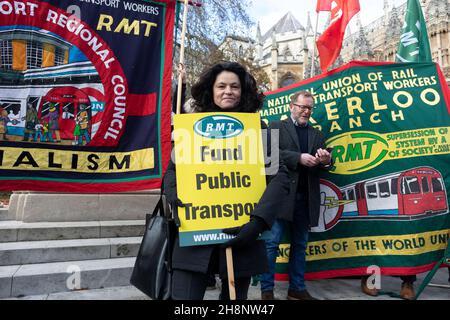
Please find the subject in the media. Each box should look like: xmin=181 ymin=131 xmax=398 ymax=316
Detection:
xmin=8 ymin=191 xmax=162 ymax=222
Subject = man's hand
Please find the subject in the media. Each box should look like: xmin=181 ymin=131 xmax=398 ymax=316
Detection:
xmin=315 ymin=148 xmax=331 ymax=165
xmin=222 ymin=217 xmax=267 ymax=248
xmin=299 ymin=153 xmax=320 ymax=167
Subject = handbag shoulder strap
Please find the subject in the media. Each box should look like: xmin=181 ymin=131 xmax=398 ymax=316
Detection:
xmin=151 ymin=196 xmax=164 ymax=218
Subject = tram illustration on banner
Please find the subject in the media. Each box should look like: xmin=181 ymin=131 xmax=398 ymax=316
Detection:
xmin=313 ymin=167 xmax=449 ymax=232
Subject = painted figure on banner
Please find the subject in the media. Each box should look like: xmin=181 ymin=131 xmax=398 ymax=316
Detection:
xmin=77 ymin=104 xmax=91 ymax=146
xmin=8 ymin=110 xmax=20 ymax=126
xmin=23 ymin=103 xmax=38 ymax=142
xmin=33 ymin=119 xmax=44 ymax=143
xmin=73 ymin=117 xmax=81 ymax=146
xmin=42 ymin=103 xmax=61 ymax=143
xmin=62 ymin=105 xmax=75 ymax=120
xmin=42 ymin=120 xmax=53 ymax=143
xmin=0 ymin=109 xmax=9 ymax=141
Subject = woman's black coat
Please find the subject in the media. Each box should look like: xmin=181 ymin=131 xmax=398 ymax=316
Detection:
xmin=163 ymin=122 xmax=290 ymax=278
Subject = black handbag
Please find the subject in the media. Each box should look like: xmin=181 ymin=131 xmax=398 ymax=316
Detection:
xmin=130 ymin=197 xmax=175 ymax=300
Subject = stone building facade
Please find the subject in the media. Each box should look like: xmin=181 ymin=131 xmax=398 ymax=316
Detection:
xmin=252 ymin=12 xmax=319 ymax=90
xmin=340 ymin=0 xmax=449 ymax=84
xmin=221 ymin=0 xmax=449 ymax=90
xmin=220 ymin=12 xmax=320 ymax=90
xmin=255 ymin=12 xmax=324 ymax=90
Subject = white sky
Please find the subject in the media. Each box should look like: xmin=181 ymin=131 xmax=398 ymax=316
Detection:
xmin=248 ymin=0 xmax=407 ymax=36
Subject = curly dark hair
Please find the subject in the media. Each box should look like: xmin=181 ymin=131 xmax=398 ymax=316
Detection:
xmin=190 ymin=62 xmax=264 ymax=113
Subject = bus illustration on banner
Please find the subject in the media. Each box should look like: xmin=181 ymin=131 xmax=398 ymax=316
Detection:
xmin=312 ymin=167 xmax=449 ymax=232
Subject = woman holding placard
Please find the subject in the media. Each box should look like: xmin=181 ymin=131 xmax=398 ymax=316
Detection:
xmin=164 ymin=61 xmax=286 ymax=300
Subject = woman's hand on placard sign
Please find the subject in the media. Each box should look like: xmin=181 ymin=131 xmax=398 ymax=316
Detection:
xmin=222 ymin=216 xmax=267 ymax=248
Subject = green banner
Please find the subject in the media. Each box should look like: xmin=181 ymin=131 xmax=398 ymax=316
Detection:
xmin=396 ymin=0 xmax=432 ymax=63
xmin=261 ymin=61 xmax=450 ymax=279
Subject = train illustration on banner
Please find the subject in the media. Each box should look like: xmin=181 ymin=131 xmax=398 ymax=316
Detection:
xmin=311 ymin=167 xmax=449 ymax=232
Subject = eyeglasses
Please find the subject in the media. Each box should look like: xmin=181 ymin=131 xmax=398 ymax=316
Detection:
xmin=292 ymin=103 xmax=316 ymax=112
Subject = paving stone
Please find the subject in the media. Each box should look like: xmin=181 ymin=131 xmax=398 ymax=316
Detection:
xmin=0 ymin=221 xmax=19 ymax=242
xmin=0 ymin=238 xmax=111 ymax=265
xmin=3 ymin=267 xmax=449 ymax=300
xmin=109 ymin=237 xmax=141 ymax=258
xmin=10 ymin=257 xmax=135 ymax=297
xmin=0 ymin=265 xmax=20 ymax=298
xmin=47 ymin=285 xmax=149 ymax=300
xmin=0 ymin=220 xmax=144 ymax=242
xmin=99 ymin=220 xmax=145 ymax=238
xmin=0 ymin=208 xmax=12 ymax=221
xmin=17 ymin=221 xmax=100 ymax=241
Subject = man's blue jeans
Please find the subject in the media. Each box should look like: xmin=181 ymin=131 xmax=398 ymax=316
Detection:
xmin=260 ymin=193 xmax=309 ymax=292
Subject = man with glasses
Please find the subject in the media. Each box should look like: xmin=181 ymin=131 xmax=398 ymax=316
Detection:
xmin=260 ymin=90 xmax=332 ymax=300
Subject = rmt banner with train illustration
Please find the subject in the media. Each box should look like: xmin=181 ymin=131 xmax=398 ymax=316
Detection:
xmin=0 ymin=0 xmax=175 ymax=192
xmin=262 ymin=61 xmax=450 ymax=280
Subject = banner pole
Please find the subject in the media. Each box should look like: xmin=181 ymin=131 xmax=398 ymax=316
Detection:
xmin=310 ymin=11 xmax=319 ymax=78
xmin=226 ymin=247 xmax=236 ymax=300
xmin=176 ymin=0 xmax=189 ymax=115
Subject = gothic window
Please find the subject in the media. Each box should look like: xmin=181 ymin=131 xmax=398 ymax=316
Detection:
xmin=238 ymin=45 xmax=244 ymax=58
xmin=26 ymin=41 xmax=43 ymax=69
xmin=280 ymin=77 xmax=295 ymax=87
xmin=0 ymin=40 xmax=13 ymax=70
xmin=280 ymin=72 xmax=296 ymax=88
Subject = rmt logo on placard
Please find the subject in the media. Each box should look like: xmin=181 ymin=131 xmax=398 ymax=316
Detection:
xmin=194 ymin=115 xmax=243 ymax=139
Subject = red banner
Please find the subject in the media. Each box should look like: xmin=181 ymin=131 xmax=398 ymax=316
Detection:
xmin=0 ymin=0 xmax=175 ymax=192
xmin=316 ymin=0 xmax=360 ymax=72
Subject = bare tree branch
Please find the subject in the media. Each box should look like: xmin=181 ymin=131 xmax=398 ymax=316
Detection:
xmin=174 ymin=0 xmax=254 ymax=84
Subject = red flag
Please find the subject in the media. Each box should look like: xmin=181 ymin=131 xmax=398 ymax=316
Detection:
xmin=316 ymin=0 xmax=360 ymax=72
xmin=316 ymin=0 xmax=333 ymax=12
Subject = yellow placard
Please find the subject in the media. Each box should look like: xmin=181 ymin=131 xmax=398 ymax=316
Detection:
xmin=173 ymin=113 xmax=267 ymax=246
